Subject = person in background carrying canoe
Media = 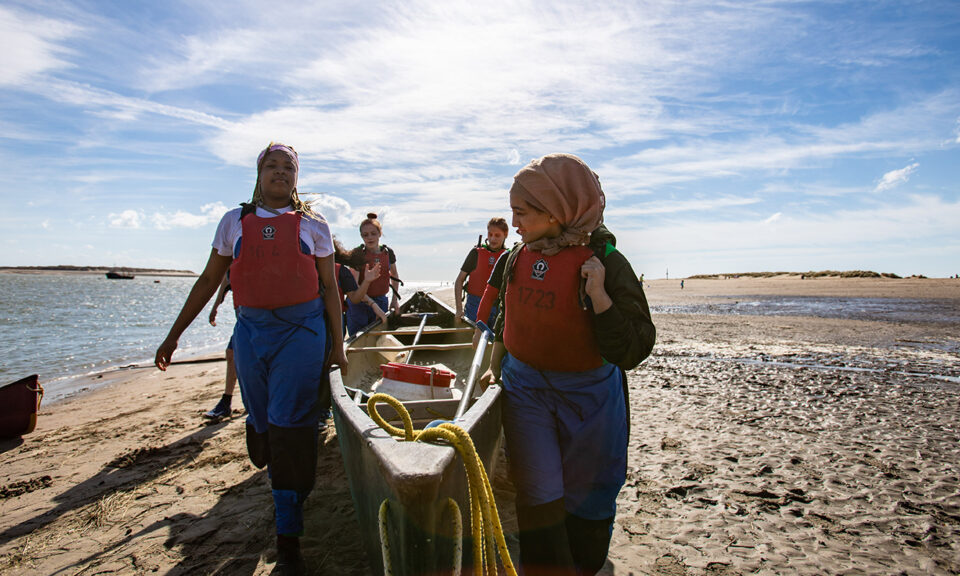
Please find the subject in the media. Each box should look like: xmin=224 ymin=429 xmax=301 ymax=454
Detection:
xmin=344 ymin=213 xmax=400 ymax=335
xmin=454 ymin=217 xmax=509 ymax=326
xmin=476 ymin=153 xmax=656 ymax=576
xmin=155 ymin=142 xmax=347 ymax=576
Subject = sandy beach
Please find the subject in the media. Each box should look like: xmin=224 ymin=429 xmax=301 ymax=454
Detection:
xmin=2 ymin=277 xmax=959 ymax=575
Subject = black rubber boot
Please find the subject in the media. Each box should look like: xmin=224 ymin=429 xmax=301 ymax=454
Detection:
xmin=268 ymin=424 xmax=318 ymax=492
xmin=565 ymin=514 xmax=614 ymax=576
xmin=245 ymin=423 xmax=270 ymax=469
xmin=516 ymin=499 xmax=576 ymax=576
xmin=272 ymin=534 xmax=306 ymax=576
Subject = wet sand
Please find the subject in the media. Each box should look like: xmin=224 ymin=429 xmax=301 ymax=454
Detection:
xmin=1 ymin=277 xmax=958 ymax=575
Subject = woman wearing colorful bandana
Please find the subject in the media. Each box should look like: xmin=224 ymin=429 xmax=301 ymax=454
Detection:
xmin=156 ymin=143 xmax=346 ymax=576
xmin=477 ymin=153 xmax=656 ymax=576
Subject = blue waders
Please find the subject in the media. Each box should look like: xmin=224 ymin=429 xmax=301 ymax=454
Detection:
xmin=345 ymin=294 xmax=388 ymax=336
xmin=500 ymin=352 xmax=627 ymax=576
xmin=233 ymin=297 xmax=327 ymax=536
xmin=464 ymin=292 xmax=499 ymax=327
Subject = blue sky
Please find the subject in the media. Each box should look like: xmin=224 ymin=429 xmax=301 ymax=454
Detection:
xmin=1 ymin=0 xmax=958 ymax=280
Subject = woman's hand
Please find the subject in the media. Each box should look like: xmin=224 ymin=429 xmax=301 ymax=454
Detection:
xmin=581 ymin=256 xmax=613 ymax=314
xmin=373 ymin=303 xmax=388 ymax=324
xmin=365 ymin=261 xmax=381 ymax=282
xmin=331 ymin=345 xmax=349 ymax=376
xmin=208 ymin=307 xmax=218 ymax=326
xmin=155 ymin=337 xmax=178 ymax=371
xmin=476 ymin=368 xmax=499 ymax=390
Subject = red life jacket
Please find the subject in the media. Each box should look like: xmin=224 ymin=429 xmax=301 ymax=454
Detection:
xmin=358 ymin=247 xmax=391 ymax=297
xmin=503 ymin=245 xmax=603 ymax=372
xmin=466 ymin=245 xmax=506 ymax=297
xmin=231 ymin=211 xmax=319 ymax=310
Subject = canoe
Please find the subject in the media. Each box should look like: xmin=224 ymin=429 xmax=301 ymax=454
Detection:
xmin=330 ymin=291 xmax=502 ymax=576
xmin=0 ymin=375 xmax=44 ymax=439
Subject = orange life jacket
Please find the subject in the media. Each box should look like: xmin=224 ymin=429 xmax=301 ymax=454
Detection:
xmin=466 ymin=245 xmax=506 ymax=297
xmin=358 ymin=247 xmax=391 ymax=297
xmin=230 ymin=211 xmax=319 ymax=309
xmin=503 ymin=245 xmax=603 ymax=372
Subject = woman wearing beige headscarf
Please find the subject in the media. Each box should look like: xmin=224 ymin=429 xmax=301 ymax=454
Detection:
xmin=478 ymin=154 xmax=656 ymax=576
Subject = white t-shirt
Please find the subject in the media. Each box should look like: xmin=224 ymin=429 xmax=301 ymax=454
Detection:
xmin=212 ymin=206 xmax=334 ymax=258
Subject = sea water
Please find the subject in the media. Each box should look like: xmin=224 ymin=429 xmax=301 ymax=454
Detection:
xmin=0 ymin=273 xmax=442 ymax=401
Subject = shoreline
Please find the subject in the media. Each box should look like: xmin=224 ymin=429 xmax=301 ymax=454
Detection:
xmin=0 ymin=269 xmax=198 ymax=277
xmin=15 ymin=274 xmax=960 ymax=410
xmin=40 ymin=353 xmax=226 ymax=407
xmin=644 ymin=276 xmax=960 ymax=301
xmin=2 ymin=278 xmax=958 ymax=574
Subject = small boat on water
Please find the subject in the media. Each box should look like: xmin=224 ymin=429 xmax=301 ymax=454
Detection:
xmin=105 ymin=269 xmax=134 ymax=279
xmin=330 ymin=291 xmax=502 ymax=576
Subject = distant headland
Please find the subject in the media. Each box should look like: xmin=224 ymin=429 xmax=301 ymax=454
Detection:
xmin=0 ymin=265 xmax=197 ymax=277
xmin=687 ymin=270 xmax=915 ymax=279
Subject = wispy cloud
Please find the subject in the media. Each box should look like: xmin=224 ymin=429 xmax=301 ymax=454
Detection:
xmin=109 ymin=209 xmax=143 ymax=229
xmin=152 ymin=203 xmax=228 ymax=230
xmin=1 ymin=1 xmax=958 ymax=276
xmin=875 ymin=162 xmax=919 ymax=192
xmin=618 ymin=195 xmax=960 ymax=276
xmin=0 ymin=6 xmax=79 ymax=86
xmin=606 ymin=196 xmax=760 ymax=217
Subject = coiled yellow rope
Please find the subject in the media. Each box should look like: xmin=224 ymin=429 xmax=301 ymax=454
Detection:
xmin=368 ymin=392 xmax=517 ymax=576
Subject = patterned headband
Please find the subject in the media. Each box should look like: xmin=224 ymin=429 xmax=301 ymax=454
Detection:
xmin=256 ymin=143 xmax=299 ymax=173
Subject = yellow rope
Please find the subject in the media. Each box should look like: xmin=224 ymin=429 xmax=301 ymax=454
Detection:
xmin=368 ymin=393 xmax=517 ymax=576
xmin=378 ymin=498 xmax=463 ymax=576
xmin=378 ymin=500 xmax=393 ymax=576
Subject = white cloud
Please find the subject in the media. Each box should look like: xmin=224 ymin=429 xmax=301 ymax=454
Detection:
xmin=606 ymin=196 xmax=760 ymax=217
xmin=302 ymin=194 xmax=355 ymax=228
xmin=3 ymin=1 xmax=959 ymax=278
xmin=608 ymin=195 xmax=960 ymax=278
xmin=199 ymin=0 xmax=773 ymax=169
xmin=875 ymin=162 xmax=919 ymax=192
xmin=0 ymin=6 xmax=78 ymax=86
xmin=109 ymin=210 xmax=143 ymax=229
xmin=618 ymin=195 xmax=960 ymax=260
xmin=152 ymin=202 xmax=228 ymax=230
xmin=47 ymin=79 xmax=232 ymax=129
xmin=140 ymin=29 xmax=274 ymax=92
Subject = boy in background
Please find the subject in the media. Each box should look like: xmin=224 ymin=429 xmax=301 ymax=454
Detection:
xmin=454 ymin=217 xmax=508 ymax=326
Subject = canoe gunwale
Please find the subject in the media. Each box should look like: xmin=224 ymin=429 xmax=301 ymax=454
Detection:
xmin=331 ymin=369 xmax=502 ymax=496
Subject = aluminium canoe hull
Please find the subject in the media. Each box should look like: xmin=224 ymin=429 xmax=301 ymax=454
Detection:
xmin=330 ymin=291 xmax=502 ymax=576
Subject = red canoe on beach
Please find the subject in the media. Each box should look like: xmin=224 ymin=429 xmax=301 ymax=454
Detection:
xmin=0 ymin=374 xmax=44 ymax=438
